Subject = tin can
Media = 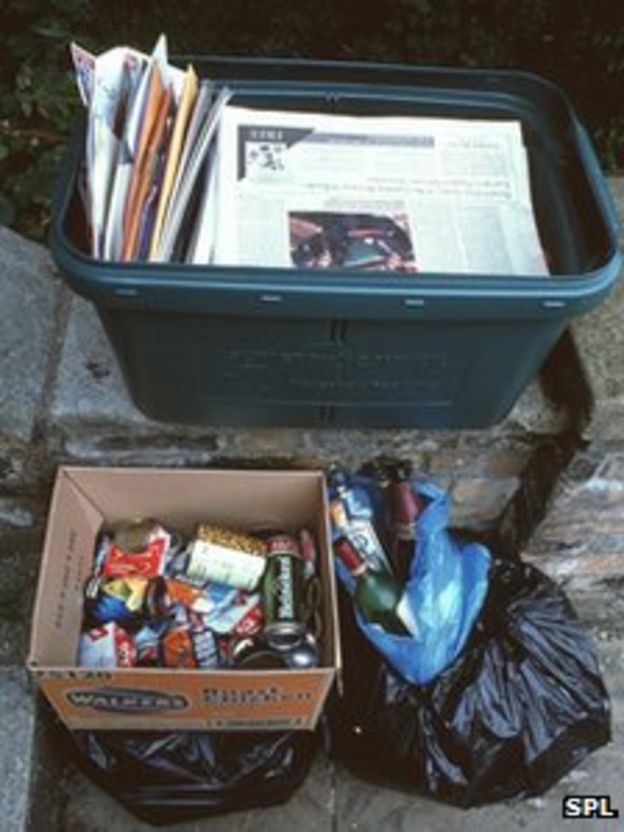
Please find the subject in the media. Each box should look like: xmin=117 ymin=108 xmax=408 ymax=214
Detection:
xmin=262 ymin=534 xmax=306 ymax=651
xmin=196 ymin=524 xmax=266 ymax=556
xmin=302 ymin=576 xmax=323 ymax=639
xmin=284 ymin=633 xmax=320 ymax=669
xmin=227 ymin=634 xmax=289 ymax=669
xmin=143 ymin=575 xmax=169 ymax=618
xmin=113 ymin=517 xmax=159 ymax=552
xmin=225 ymin=630 xmax=318 ymax=669
xmin=184 ymin=533 xmax=266 ymax=591
xmin=298 ymin=528 xmax=318 ymax=581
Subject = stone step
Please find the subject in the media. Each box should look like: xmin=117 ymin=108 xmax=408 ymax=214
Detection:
xmin=0 ymin=528 xmax=47 ymax=832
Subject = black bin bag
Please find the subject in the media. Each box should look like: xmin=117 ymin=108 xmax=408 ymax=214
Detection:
xmin=328 ymin=558 xmax=611 ymax=807
xmin=56 ymin=723 xmax=317 ymax=826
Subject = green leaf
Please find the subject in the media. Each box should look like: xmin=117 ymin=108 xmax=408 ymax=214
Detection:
xmin=31 ymin=25 xmax=69 ymax=40
xmin=0 ymin=144 xmax=9 ymax=161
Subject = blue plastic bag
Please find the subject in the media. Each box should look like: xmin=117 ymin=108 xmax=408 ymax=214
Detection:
xmin=332 ymin=475 xmax=491 ymax=685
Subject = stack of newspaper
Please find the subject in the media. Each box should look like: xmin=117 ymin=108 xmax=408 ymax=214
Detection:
xmin=72 ymin=37 xmax=548 ymax=276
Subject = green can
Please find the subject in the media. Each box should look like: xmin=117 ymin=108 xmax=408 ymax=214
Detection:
xmin=262 ymin=534 xmax=306 ymax=650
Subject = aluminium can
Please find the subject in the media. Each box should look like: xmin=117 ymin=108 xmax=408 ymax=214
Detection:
xmin=262 ymin=534 xmax=306 ymax=651
xmin=227 ymin=634 xmax=289 ymax=669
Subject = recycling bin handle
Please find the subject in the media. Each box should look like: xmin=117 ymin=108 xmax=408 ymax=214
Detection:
xmin=575 ymin=119 xmax=620 ymax=241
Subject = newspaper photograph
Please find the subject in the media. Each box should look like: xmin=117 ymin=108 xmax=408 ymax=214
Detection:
xmin=213 ymin=107 xmax=549 ymax=276
xmin=289 ymin=211 xmax=417 ymax=272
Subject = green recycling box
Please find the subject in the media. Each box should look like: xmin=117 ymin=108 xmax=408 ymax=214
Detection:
xmin=50 ymin=57 xmax=622 ymax=428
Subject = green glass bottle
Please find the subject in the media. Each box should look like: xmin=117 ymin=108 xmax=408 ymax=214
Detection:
xmin=335 ymin=536 xmax=416 ymax=636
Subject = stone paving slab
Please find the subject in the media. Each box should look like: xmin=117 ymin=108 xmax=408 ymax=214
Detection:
xmin=0 ymin=227 xmax=62 ymax=444
xmin=0 ymin=669 xmax=35 ymax=832
xmin=0 ymin=528 xmax=47 ymax=832
xmin=0 ymin=620 xmax=29 ymax=669
xmin=0 ymin=529 xmax=44 ymax=666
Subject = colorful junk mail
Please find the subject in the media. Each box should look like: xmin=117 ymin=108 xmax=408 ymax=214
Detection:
xmin=70 ymin=35 xmax=230 ymax=264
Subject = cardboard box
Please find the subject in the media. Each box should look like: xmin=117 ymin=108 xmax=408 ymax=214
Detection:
xmin=28 ymin=466 xmax=340 ymax=731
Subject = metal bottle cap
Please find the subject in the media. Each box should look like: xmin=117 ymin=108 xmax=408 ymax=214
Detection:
xmin=230 ymin=635 xmax=289 ymax=669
